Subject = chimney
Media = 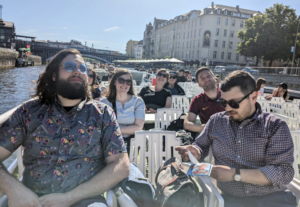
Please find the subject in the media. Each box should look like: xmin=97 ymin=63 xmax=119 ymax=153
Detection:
xmin=236 ymin=5 xmax=240 ymax=12
xmin=211 ymin=2 xmax=214 ymax=8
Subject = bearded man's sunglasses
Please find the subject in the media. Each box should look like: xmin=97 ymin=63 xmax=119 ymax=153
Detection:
xmin=62 ymin=61 xmax=89 ymax=74
xmin=157 ymin=73 xmax=167 ymax=78
xmin=217 ymin=91 xmax=255 ymax=109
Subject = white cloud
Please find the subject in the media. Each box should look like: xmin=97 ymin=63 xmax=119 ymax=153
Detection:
xmin=104 ymin=26 xmax=120 ymax=32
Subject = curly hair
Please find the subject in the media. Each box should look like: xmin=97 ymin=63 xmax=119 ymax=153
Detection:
xmin=33 ymin=49 xmax=92 ymax=105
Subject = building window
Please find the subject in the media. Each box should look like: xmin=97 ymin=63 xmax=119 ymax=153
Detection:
xmin=187 ymin=31 xmax=189 ymax=38
xmin=194 ymin=30 xmax=196 ymax=37
xmin=183 ymin=32 xmax=185 ymax=39
xmin=214 ymin=40 xmax=218 ymax=47
xmin=240 ymin=21 xmax=244 ymax=28
xmin=216 ymin=28 xmax=219 ymax=36
xmin=186 ymin=41 xmax=188 ymax=48
xmin=192 ymin=51 xmax=194 ymax=58
xmin=192 ymin=21 xmax=193 ymax=27
xmin=217 ymin=17 xmax=221 ymax=24
xmin=236 ymin=54 xmax=239 ymax=61
xmin=229 ymin=42 xmax=233 ymax=49
xmin=178 ymin=42 xmax=180 ymax=48
xmin=217 ymin=9 xmax=220 ymax=14
xmin=232 ymin=12 xmax=240 ymax=17
xmin=228 ymin=52 xmax=231 ymax=60
xmin=199 ymin=28 xmax=201 ymax=36
xmin=222 ymin=41 xmax=226 ymax=48
xmin=224 ymin=10 xmax=227 ymax=15
xmin=221 ymin=52 xmax=224 ymax=59
xmin=182 ymin=52 xmax=184 ymax=58
xmin=224 ymin=29 xmax=227 ymax=37
xmin=232 ymin=19 xmax=235 ymax=26
xmin=200 ymin=18 xmax=203 ymax=25
xmin=188 ymin=22 xmax=190 ymax=28
xmin=182 ymin=42 xmax=184 ymax=49
xmin=189 ymin=51 xmax=191 ymax=58
xmin=241 ymin=14 xmax=251 ymax=18
xmin=213 ymin=51 xmax=217 ymax=59
xmin=193 ymin=40 xmax=195 ymax=48
xmin=198 ymin=39 xmax=201 ymax=47
xmin=190 ymin=41 xmax=192 ymax=48
xmin=225 ymin=18 xmax=228 ymax=25
xmin=186 ymin=52 xmax=188 ymax=58
xmin=197 ymin=50 xmax=199 ymax=58
xmin=230 ymin=30 xmax=234 ymax=37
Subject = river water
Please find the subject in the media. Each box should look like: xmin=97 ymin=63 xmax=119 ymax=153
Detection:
xmin=0 ymin=65 xmax=45 ymax=115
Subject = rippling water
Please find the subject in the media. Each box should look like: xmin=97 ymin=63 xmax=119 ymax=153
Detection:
xmin=0 ymin=66 xmax=45 ymax=115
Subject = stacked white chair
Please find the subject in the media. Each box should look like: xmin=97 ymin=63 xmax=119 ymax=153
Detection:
xmin=260 ymin=100 xmax=271 ymax=113
xmin=270 ymin=97 xmax=284 ymax=114
xmin=193 ymin=85 xmax=203 ymax=97
xmin=273 ymin=113 xmax=298 ymax=131
xmin=154 ymin=108 xmax=182 ymax=130
xmin=172 ymin=95 xmax=190 ymax=113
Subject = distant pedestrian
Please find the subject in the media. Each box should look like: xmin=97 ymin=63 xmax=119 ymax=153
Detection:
xmin=256 ymin=77 xmax=266 ymax=96
xmin=177 ymin=69 xmax=186 ymax=82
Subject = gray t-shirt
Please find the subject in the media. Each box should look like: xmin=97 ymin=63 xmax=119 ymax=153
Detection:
xmin=100 ymin=96 xmax=145 ymax=137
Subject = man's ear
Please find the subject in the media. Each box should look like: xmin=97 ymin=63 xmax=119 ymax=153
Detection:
xmin=52 ymin=73 xmax=56 ymax=81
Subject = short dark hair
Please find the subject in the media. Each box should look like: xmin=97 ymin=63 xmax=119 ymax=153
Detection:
xmin=221 ymin=71 xmax=256 ymax=95
xmin=256 ymin=77 xmax=266 ymax=91
xmin=195 ymin=67 xmax=214 ymax=82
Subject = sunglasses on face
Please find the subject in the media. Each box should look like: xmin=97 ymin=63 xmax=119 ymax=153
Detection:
xmin=157 ymin=73 xmax=167 ymax=78
xmin=117 ymin=77 xmax=132 ymax=86
xmin=88 ymin=74 xmax=95 ymax=79
xmin=170 ymin=75 xmax=177 ymax=79
xmin=63 ymin=61 xmax=89 ymax=74
xmin=217 ymin=91 xmax=254 ymax=109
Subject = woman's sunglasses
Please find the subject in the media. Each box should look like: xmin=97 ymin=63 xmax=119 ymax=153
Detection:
xmin=117 ymin=77 xmax=132 ymax=86
xmin=63 ymin=61 xmax=89 ymax=74
xmin=88 ymin=74 xmax=95 ymax=79
xmin=170 ymin=75 xmax=177 ymax=79
xmin=217 ymin=91 xmax=254 ymax=109
xmin=157 ymin=73 xmax=167 ymax=78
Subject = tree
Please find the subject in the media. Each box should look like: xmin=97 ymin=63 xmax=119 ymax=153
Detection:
xmin=164 ymin=56 xmax=170 ymax=59
xmin=237 ymin=4 xmax=299 ymax=66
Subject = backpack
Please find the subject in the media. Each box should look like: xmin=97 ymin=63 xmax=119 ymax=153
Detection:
xmin=176 ymin=131 xmax=194 ymax=146
xmin=114 ymin=163 xmax=156 ymax=207
xmin=155 ymin=157 xmax=200 ymax=207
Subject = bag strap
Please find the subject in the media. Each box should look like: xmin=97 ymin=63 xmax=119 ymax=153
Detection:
xmin=112 ymin=101 xmax=117 ymax=118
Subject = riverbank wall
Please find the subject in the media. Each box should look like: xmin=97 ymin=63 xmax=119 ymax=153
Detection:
xmin=0 ymin=48 xmax=18 ymax=69
xmin=28 ymin=55 xmax=42 ymax=66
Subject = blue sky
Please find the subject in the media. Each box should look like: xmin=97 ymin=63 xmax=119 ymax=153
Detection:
xmin=1 ymin=0 xmax=299 ymax=53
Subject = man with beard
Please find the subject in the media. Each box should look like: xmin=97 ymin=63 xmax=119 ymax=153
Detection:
xmin=176 ymin=71 xmax=296 ymax=207
xmin=184 ymin=67 xmax=224 ymax=133
xmin=0 ymin=49 xmax=129 ymax=207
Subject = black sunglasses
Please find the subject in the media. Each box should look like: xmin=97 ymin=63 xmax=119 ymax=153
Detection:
xmin=88 ymin=74 xmax=95 ymax=79
xmin=170 ymin=75 xmax=177 ymax=79
xmin=117 ymin=77 xmax=132 ymax=86
xmin=157 ymin=73 xmax=167 ymax=78
xmin=217 ymin=91 xmax=255 ymax=109
xmin=62 ymin=61 xmax=89 ymax=74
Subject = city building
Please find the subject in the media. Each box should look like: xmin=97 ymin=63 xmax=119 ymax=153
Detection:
xmin=0 ymin=5 xmax=15 ymax=49
xmin=142 ymin=2 xmax=262 ymax=66
xmin=134 ymin=40 xmax=143 ymax=59
xmin=126 ymin=39 xmax=139 ymax=57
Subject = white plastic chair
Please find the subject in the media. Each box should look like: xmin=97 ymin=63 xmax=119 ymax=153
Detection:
xmin=259 ymin=100 xmax=271 ymax=113
xmin=129 ymin=131 xmax=181 ymax=184
xmin=172 ymin=95 xmax=190 ymax=113
xmin=154 ymin=108 xmax=182 ymax=130
xmin=193 ymin=85 xmax=203 ymax=96
xmin=273 ymin=113 xmax=298 ymax=131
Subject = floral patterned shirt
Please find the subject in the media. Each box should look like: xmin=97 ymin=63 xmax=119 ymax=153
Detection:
xmin=0 ymin=98 xmax=126 ymax=195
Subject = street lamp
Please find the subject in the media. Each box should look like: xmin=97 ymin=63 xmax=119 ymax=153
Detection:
xmin=291 ymin=15 xmax=300 ymax=68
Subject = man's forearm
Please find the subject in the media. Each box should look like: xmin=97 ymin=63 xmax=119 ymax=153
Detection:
xmin=0 ymin=161 xmax=23 ymax=195
xmin=65 ymin=153 xmax=130 ymax=205
xmin=184 ymin=121 xmax=205 ymax=132
xmin=240 ymin=169 xmax=271 ymax=186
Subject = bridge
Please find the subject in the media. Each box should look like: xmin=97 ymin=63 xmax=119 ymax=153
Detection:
xmin=15 ymin=40 xmax=128 ymax=64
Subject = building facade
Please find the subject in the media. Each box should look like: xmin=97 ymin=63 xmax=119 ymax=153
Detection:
xmin=126 ymin=39 xmax=139 ymax=57
xmin=142 ymin=2 xmax=262 ymax=66
xmin=0 ymin=5 xmax=15 ymax=49
xmin=134 ymin=40 xmax=143 ymax=59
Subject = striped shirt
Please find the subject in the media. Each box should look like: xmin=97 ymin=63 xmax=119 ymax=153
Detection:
xmin=193 ymin=103 xmax=294 ymax=197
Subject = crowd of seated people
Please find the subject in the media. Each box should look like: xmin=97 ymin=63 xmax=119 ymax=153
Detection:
xmin=0 ymin=48 xmax=297 ymax=207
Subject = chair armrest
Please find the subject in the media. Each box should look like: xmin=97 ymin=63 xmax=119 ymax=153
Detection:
xmin=288 ymin=178 xmax=300 ymax=205
xmin=182 ymin=162 xmax=224 ymax=207
xmin=106 ymin=190 xmax=118 ymax=207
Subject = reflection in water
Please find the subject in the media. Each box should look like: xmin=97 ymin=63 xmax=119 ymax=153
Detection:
xmin=0 ymin=66 xmax=45 ymax=115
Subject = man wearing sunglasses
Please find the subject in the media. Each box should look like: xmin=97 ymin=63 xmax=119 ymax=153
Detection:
xmin=177 ymin=71 xmax=296 ymax=207
xmin=0 ymin=49 xmax=129 ymax=207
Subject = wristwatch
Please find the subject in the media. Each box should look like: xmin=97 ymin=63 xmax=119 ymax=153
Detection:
xmin=234 ymin=168 xmax=242 ymax=182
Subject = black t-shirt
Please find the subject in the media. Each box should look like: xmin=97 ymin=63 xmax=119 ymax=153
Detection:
xmin=139 ymin=86 xmax=171 ymax=108
xmin=177 ymin=76 xmax=186 ymax=82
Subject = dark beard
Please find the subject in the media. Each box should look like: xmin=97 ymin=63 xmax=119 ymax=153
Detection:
xmin=202 ymin=81 xmax=216 ymax=91
xmin=56 ymin=76 xmax=89 ymax=100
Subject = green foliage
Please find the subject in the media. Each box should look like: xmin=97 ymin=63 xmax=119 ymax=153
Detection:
xmin=237 ymin=3 xmax=300 ymax=66
xmin=164 ymin=56 xmax=170 ymax=59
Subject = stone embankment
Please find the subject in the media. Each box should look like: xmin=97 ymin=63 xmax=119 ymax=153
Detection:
xmin=0 ymin=47 xmax=18 ymax=69
xmin=28 ymin=55 xmax=42 ymax=66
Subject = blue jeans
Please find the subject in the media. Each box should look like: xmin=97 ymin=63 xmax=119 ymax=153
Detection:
xmin=222 ymin=191 xmax=297 ymax=207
